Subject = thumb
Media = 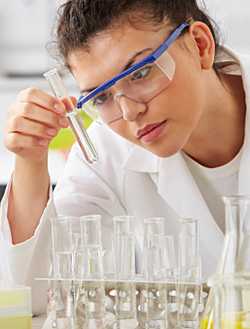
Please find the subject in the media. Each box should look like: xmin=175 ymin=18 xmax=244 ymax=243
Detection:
xmin=70 ymin=96 xmax=77 ymax=107
xmin=61 ymin=96 xmax=78 ymax=112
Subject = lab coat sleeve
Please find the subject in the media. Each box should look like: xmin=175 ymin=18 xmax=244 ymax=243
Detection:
xmin=0 ymin=179 xmax=56 ymax=315
xmin=0 ymin=142 xmax=127 ymax=315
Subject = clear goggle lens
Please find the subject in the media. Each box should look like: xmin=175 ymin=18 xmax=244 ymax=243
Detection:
xmin=81 ymin=51 xmax=176 ymax=124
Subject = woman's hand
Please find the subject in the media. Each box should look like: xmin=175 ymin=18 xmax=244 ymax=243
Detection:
xmin=4 ymin=87 xmax=69 ymax=164
xmin=4 ymin=87 xmax=72 ymax=244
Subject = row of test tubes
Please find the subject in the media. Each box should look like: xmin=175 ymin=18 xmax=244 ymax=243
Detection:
xmin=46 ymin=215 xmax=205 ymax=329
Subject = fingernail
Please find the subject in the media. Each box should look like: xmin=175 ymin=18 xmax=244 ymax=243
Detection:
xmin=59 ymin=118 xmax=69 ymax=127
xmin=38 ymin=139 xmax=48 ymax=146
xmin=47 ymin=128 xmax=57 ymax=136
xmin=54 ymin=103 xmax=65 ymax=113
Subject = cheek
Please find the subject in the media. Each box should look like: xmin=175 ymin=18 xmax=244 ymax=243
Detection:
xmin=107 ymin=121 xmax=136 ymax=143
xmin=165 ymin=61 xmax=205 ymax=124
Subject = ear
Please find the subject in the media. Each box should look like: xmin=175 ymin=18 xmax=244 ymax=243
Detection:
xmin=188 ymin=21 xmax=216 ymax=70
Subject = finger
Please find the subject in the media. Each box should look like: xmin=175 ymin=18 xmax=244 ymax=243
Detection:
xmin=13 ymin=102 xmax=69 ymax=129
xmin=61 ymin=97 xmax=75 ymax=113
xmin=8 ymin=116 xmax=59 ymax=140
xmin=5 ymin=132 xmax=49 ymax=152
xmin=70 ymin=96 xmax=77 ymax=107
xmin=17 ymin=87 xmax=66 ymax=114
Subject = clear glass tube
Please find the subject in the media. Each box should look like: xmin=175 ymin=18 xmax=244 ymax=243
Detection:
xmin=43 ymin=68 xmax=98 ymax=164
xmin=177 ymin=218 xmax=201 ymax=329
xmin=112 ymin=216 xmax=137 ymax=322
xmin=113 ymin=216 xmax=135 ymax=279
xmin=79 ymin=215 xmax=104 ymax=279
xmin=143 ymin=217 xmax=165 ymax=280
xmin=80 ymin=215 xmax=102 ymax=246
xmin=178 ymin=218 xmax=200 ymax=279
xmin=51 ymin=216 xmax=82 ymax=278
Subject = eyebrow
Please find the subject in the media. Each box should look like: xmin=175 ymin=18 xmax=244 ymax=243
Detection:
xmin=80 ymin=47 xmax=152 ymax=94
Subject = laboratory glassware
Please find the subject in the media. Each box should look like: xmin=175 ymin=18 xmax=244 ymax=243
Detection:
xmin=201 ymin=196 xmax=250 ymax=329
xmin=79 ymin=215 xmax=106 ymax=327
xmin=139 ymin=217 xmax=168 ymax=329
xmin=50 ymin=216 xmax=82 ymax=328
xmin=44 ymin=68 xmax=98 ymax=164
xmin=208 ymin=273 xmax=250 ymax=329
xmin=113 ymin=216 xmax=137 ymax=326
xmin=50 ymin=216 xmax=82 ymax=278
xmin=79 ymin=214 xmax=103 ymax=279
xmin=177 ymin=218 xmax=202 ymax=329
xmin=113 ymin=216 xmax=135 ymax=280
xmin=142 ymin=217 xmax=165 ymax=280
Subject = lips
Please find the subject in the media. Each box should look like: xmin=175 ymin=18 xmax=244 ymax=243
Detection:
xmin=136 ymin=120 xmax=167 ymax=139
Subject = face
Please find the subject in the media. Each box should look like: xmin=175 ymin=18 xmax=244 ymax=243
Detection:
xmin=68 ymin=20 xmax=211 ymax=158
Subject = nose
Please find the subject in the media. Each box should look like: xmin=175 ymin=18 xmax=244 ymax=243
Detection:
xmin=116 ymin=94 xmax=147 ymax=121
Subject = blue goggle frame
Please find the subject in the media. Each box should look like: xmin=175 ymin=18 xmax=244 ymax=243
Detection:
xmin=76 ymin=21 xmax=190 ymax=110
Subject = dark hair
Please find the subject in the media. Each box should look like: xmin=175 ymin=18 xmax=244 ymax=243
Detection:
xmin=55 ymin=0 xmax=220 ymax=65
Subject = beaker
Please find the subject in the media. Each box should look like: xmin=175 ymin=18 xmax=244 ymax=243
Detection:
xmin=201 ymin=195 xmax=250 ymax=329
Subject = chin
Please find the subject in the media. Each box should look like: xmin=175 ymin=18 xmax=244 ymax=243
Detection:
xmin=147 ymin=145 xmax=179 ymax=158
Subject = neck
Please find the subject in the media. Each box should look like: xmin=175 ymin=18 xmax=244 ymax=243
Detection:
xmin=183 ymin=70 xmax=246 ymax=168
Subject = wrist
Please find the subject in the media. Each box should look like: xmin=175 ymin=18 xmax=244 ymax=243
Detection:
xmin=15 ymin=154 xmax=48 ymax=173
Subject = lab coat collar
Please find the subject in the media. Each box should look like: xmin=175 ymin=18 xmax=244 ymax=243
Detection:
xmin=123 ymin=144 xmax=159 ymax=173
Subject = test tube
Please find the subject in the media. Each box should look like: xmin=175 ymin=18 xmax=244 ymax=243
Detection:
xmin=79 ymin=215 xmax=103 ymax=279
xmin=177 ymin=218 xmax=202 ymax=329
xmin=112 ymin=216 xmax=137 ymax=322
xmin=43 ymin=68 xmax=98 ymax=164
xmin=143 ymin=217 xmax=165 ymax=280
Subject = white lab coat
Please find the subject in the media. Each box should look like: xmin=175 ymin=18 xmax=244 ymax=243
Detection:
xmin=1 ymin=47 xmax=250 ymax=314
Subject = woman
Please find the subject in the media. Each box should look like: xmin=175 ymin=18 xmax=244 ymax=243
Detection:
xmin=1 ymin=0 xmax=249 ymax=313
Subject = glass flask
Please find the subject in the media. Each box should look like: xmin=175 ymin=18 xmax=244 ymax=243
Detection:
xmin=208 ymin=273 xmax=250 ymax=329
xmin=201 ymin=196 xmax=250 ymax=329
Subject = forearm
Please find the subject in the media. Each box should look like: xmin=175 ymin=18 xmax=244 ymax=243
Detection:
xmin=8 ymin=156 xmax=50 ymax=244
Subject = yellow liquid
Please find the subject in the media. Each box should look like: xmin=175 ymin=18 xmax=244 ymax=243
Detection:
xmin=200 ymin=314 xmax=247 ymax=329
xmin=200 ymin=316 xmax=214 ymax=329
xmin=0 ymin=315 xmax=32 ymax=329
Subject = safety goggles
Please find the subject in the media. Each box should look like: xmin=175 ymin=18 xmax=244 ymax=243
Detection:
xmin=77 ymin=21 xmax=190 ymax=124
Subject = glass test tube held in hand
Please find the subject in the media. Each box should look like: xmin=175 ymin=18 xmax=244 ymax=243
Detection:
xmin=44 ymin=68 xmax=98 ymax=163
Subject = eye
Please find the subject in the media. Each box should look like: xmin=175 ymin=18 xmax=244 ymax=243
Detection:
xmin=92 ymin=91 xmax=112 ymax=106
xmin=131 ymin=66 xmax=152 ymax=81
